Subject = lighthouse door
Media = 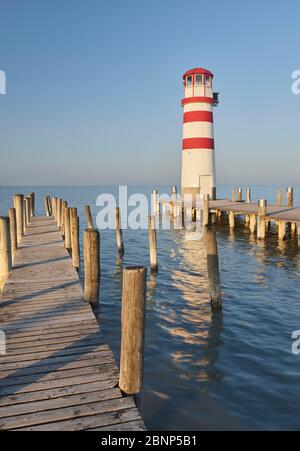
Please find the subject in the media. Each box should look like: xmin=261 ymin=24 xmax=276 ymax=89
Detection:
xmin=199 ymin=175 xmax=213 ymax=198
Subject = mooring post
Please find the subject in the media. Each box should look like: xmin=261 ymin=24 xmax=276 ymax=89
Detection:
xmin=23 ymin=198 xmax=29 ymax=232
xmin=119 ymin=266 xmax=147 ymax=396
xmin=64 ymin=206 xmax=72 ymax=251
xmin=51 ymin=197 xmax=57 ymax=219
xmin=14 ymin=194 xmax=24 ymax=245
xmin=278 ymin=221 xmax=286 ymax=241
xmin=61 ymin=201 xmax=68 ymax=237
xmin=232 ymin=189 xmax=236 ymax=202
xmin=85 ymin=205 xmax=94 ymax=229
xmin=47 ymin=196 xmax=52 ymax=216
xmin=250 ymin=214 xmax=256 ymax=233
xmin=206 ymin=230 xmax=221 ymax=309
xmin=229 ymin=211 xmax=235 ymax=228
xmin=203 ymin=194 xmax=209 ymax=226
xmin=287 ymin=187 xmax=294 ymax=208
xmin=246 ymin=189 xmax=251 ymax=203
xmin=44 ymin=197 xmax=50 ymax=217
xmin=70 ymin=208 xmax=80 ymax=269
xmin=84 ymin=228 xmax=100 ymax=304
xmin=8 ymin=208 xmax=17 ymax=262
xmin=148 ymin=216 xmax=158 ymax=271
xmin=29 ymin=192 xmax=35 ymax=217
xmin=57 ymin=198 xmax=62 ymax=228
xmin=115 ymin=207 xmax=124 ymax=254
xmin=152 ymin=189 xmax=159 ymax=216
xmin=276 ymin=189 xmax=282 ymax=206
xmin=237 ymin=188 xmax=243 ymax=202
xmin=257 ymin=199 xmax=267 ymax=239
xmin=26 ymin=197 xmax=31 ymax=224
xmin=0 ymin=217 xmax=12 ymax=291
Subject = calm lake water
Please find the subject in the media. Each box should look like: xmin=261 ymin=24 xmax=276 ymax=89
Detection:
xmin=1 ymin=185 xmax=300 ymax=430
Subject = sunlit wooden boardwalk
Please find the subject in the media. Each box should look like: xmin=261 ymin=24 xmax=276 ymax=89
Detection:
xmin=0 ymin=216 xmax=144 ymax=431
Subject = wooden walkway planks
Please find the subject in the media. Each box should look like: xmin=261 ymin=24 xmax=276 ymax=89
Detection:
xmin=210 ymin=200 xmax=300 ymax=223
xmin=0 ymin=216 xmax=145 ymax=431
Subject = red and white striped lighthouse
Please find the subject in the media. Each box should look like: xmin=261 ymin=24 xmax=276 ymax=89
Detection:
xmin=181 ymin=68 xmax=219 ymax=201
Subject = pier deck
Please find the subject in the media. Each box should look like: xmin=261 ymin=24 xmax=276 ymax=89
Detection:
xmin=0 ymin=216 xmax=144 ymax=431
xmin=210 ymin=200 xmax=300 ymax=223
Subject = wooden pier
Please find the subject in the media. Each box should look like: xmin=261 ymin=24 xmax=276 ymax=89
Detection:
xmin=0 ymin=215 xmax=145 ymax=431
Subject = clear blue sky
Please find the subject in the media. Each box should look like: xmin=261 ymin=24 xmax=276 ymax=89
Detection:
xmin=0 ymin=0 xmax=299 ymax=185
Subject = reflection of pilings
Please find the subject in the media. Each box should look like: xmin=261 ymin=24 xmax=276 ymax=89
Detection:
xmin=206 ymin=230 xmax=221 ymax=309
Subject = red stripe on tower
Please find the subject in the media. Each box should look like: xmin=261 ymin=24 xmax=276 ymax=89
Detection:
xmin=183 ymin=111 xmax=213 ymax=123
xmin=182 ymin=138 xmax=214 ymax=150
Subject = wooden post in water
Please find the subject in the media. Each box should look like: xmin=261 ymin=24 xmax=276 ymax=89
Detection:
xmin=44 ymin=197 xmax=50 ymax=217
xmin=8 ymin=208 xmax=17 ymax=262
xmin=287 ymin=187 xmax=294 ymax=207
xmin=0 ymin=217 xmax=12 ymax=291
xmin=231 ymin=189 xmax=236 ymax=202
xmin=206 ymin=230 xmax=221 ymax=309
xmin=278 ymin=221 xmax=286 ymax=241
xmin=119 ymin=266 xmax=147 ymax=396
xmin=203 ymin=194 xmax=209 ymax=227
xmin=52 ymin=197 xmax=57 ymax=219
xmin=70 ymin=208 xmax=80 ymax=269
xmin=246 ymin=189 xmax=251 ymax=204
xmin=276 ymin=190 xmax=282 ymax=206
xmin=64 ymin=207 xmax=72 ymax=251
xmin=250 ymin=214 xmax=256 ymax=233
xmin=257 ymin=199 xmax=267 ymax=239
xmin=229 ymin=211 xmax=235 ymax=228
xmin=237 ymin=188 xmax=243 ymax=202
xmin=14 ymin=194 xmax=24 ymax=245
xmin=84 ymin=228 xmax=100 ymax=304
xmin=47 ymin=196 xmax=52 ymax=216
xmin=148 ymin=216 xmax=158 ymax=271
xmin=115 ymin=207 xmax=124 ymax=254
xmin=85 ymin=206 xmax=94 ymax=229
xmin=29 ymin=192 xmax=35 ymax=217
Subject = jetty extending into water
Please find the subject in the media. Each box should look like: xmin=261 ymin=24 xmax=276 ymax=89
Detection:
xmin=0 ymin=195 xmax=145 ymax=431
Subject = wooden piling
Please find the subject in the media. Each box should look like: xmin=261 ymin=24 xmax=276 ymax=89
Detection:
xmin=70 ymin=208 xmax=80 ymax=269
xmin=85 ymin=205 xmax=94 ymax=229
xmin=57 ymin=198 xmax=62 ymax=228
xmin=250 ymin=214 xmax=256 ymax=233
xmin=8 ymin=208 xmax=17 ymax=262
xmin=25 ymin=197 xmax=30 ymax=225
xmin=278 ymin=221 xmax=286 ymax=241
xmin=29 ymin=192 xmax=35 ymax=217
xmin=44 ymin=197 xmax=50 ymax=217
xmin=23 ymin=198 xmax=29 ymax=231
xmin=148 ymin=216 xmax=158 ymax=271
xmin=229 ymin=211 xmax=235 ymax=228
xmin=119 ymin=266 xmax=147 ymax=396
xmin=14 ymin=194 xmax=24 ymax=245
xmin=61 ymin=201 xmax=68 ymax=236
xmin=287 ymin=187 xmax=294 ymax=207
xmin=257 ymin=199 xmax=267 ymax=239
xmin=231 ymin=189 xmax=236 ymax=202
xmin=206 ymin=230 xmax=221 ymax=309
xmin=64 ymin=207 xmax=72 ymax=251
xmin=115 ymin=207 xmax=124 ymax=254
xmin=246 ymin=189 xmax=251 ymax=203
xmin=84 ymin=228 xmax=100 ymax=304
xmin=237 ymin=188 xmax=243 ymax=202
xmin=203 ymin=194 xmax=209 ymax=226
xmin=277 ymin=190 xmax=282 ymax=207
xmin=0 ymin=216 xmax=12 ymax=291
xmin=52 ymin=197 xmax=57 ymax=219
xmin=47 ymin=196 xmax=52 ymax=216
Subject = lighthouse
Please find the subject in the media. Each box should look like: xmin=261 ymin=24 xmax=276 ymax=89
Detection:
xmin=181 ymin=68 xmax=219 ymax=201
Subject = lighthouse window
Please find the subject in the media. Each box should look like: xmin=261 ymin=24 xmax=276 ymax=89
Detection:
xmin=205 ymin=75 xmax=211 ymax=87
xmin=186 ymin=75 xmax=192 ymax=87
xmin=195 ymin=74 xmax=203 ymax=85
